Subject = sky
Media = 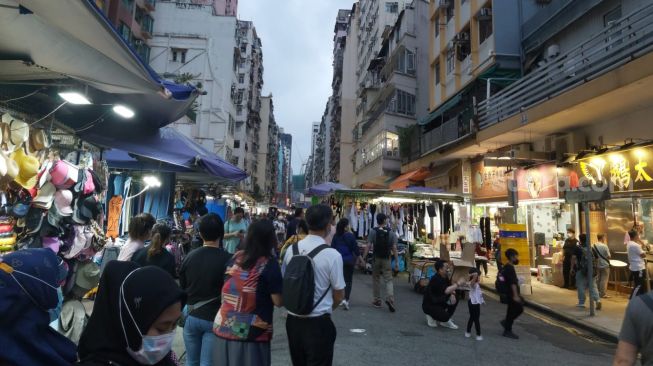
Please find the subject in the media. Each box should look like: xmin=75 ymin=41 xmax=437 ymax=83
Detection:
xmin=238 ymin=0 xmax=354 ymax=175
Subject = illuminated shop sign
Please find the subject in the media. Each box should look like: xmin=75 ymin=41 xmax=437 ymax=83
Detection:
xmin=575 ymin=146 xmax=653 ymax=194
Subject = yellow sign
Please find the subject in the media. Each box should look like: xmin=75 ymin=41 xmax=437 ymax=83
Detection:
xmin=499 ymin=224 xmax=531 ymax=287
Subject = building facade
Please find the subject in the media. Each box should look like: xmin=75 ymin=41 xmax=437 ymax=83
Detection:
xmin=277 ymin=131 xmax=293 ymax=206
xmin=96 ymin=0 xmax=155 ymax=62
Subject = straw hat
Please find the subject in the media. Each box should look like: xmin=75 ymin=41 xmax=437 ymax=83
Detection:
xmin=11 ymin=148 xmax=39 ymax=189
xmin=4 ymin=115 xmax=29 ymax=153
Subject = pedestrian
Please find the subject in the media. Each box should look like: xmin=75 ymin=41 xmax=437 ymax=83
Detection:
xmin=363 ymin=213 xmax=399 ymax=312
xmin=593 ymin=233 xmax=611 ymax=299
xmin=282 ymin=204 xmax=345 ymax=366
xmin=475 ymin=241 xmax=489 ymax=277
xmin=179 ymin=213 xmax=232 ymax=366
xmin=131 ymin=223 xmax=176 ymax=278
xmin=212 ymin=220 xmax=283 ymax=366
xmin=626 ymin=229 xmax=649 ymax=298
xmin=573 ymin=234 xmax=602 ymax=310
xmin=612 ymin=291 xmax=653 ymax=366
xmin=331 ymin=218 xmax=364 ymax=310
xmin=286 ymin=207 xmax=304 ymax=240
xmin=466 ymin=268 xmax=485 ymax=341
xmin=562 ymin=228 xmax=579 ymax=289
xmin=422 ymin=260 xmax=460 ymax=329
xmin=78 ymin=261 xmax=186 ymax=366
xmin=500 ymin=248 xmax=524 ymax=339
xmin=117 ymin=213 xmax=156 ymax=261
xmin=493 ymin=233 xmax=502 ymax=271
xmin=224 ymin=207 xmax=248 ymax=254
xmin=274 ymin=214 xmax=286 ymax=247
xmin=279 ymin=219 xmax=309 ymax=262
xmin=0 ymin=248 xmax=77 ymax=366
xmin=324 ymin=215 xmax=337 ymax=248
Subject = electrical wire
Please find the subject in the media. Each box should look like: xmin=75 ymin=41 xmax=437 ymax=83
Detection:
xmin=24 ymin=102 xmax=68 ymax=127
xmin=74 ymin=110 xmax=111 ymax=133
xmin=0 ymin=88 xmax=43 ymax=103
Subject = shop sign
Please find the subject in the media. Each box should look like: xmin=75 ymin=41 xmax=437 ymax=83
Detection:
xmin=515 ymin=165 xmax=559 ymax=201
xmin=575 ymin=145 xmax=653 ymax=194
xmin=499 ymin=224 xmax=531 ymax=287
xmin=462 ymin=175 xmax=471 ymax=194
xmin=471 ymin=161 xmax=509 ymax=201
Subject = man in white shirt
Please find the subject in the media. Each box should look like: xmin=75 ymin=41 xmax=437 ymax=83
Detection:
xmin=626 ymin=230 xmax=648 ymax=298
xmin=282 ymin=204 xmax=345 ymax=366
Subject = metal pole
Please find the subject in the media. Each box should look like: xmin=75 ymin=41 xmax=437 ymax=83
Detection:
xmin=584 ymin=202 xmax=595 ymax=316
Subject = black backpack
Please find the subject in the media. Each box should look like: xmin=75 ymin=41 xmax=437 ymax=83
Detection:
xmin=495 ymin=268 xmax=509 ymax=303
xmin=283 ymin=243 xmax=331 ymax=315
xmin=373 ymin=227 xmax=391 ymax=258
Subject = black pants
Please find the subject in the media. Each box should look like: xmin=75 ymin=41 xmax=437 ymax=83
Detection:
xmin=466 ymin=301 xmax=481 ymax=335
xmin=343 ymin=262 xmax=354 ymax=301
xmin=423 ymin=301 xmax=458 ymax=322
xmin=630 ymin=270 xmax=649 ymax=299
xmin=563 ymin=257 xmax=573 ymax=288
xmin=504 ymin=299 xmax=524 ymax=332
xmin=286 ymin=314 xmax=336 ymax=366
xmin=475 ymin=259 xmax=488 ymax=276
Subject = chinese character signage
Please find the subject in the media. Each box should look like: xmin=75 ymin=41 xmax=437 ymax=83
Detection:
xmin=471 ymin=162 xmax=510 ymax=202
xmin=515 ymin=165 xmax=559 ymax=201
xmin=575 ymin=145 xmax=653 ymax=194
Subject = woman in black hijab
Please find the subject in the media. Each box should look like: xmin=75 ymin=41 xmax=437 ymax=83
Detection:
xmin=78 ymin=261 xmax=186 ymax=366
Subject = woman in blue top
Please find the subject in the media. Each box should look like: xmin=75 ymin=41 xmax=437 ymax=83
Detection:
xmin=331 ymin=218 xmax=363 ymax=310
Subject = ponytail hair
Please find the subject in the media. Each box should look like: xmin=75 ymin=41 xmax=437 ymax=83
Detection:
xmin=148 ymin=223 xmax=172 ymax=259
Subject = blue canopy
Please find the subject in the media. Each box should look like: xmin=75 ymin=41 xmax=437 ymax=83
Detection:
xmin=83 ymin=127 xmax=247 ymax=182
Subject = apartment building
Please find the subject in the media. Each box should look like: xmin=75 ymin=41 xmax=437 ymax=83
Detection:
xmin=278 ymin=131 xmax=293 ymax=206
xmin=351 ymin=0 xmax=429 ymax=187
xmin=191 ymin=0 xmax=238 ymax=16
xmin=96 ymin=0 xmax=155 ymax=62
xmin=255 ymin=95 xmax=279 ymax=202
xmin=339 ymin=3 xmax=360 ymax=188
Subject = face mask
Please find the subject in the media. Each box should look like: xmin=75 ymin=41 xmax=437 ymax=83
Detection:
xmin=119 ymin=269 xmax=175 ymax=365
xmin=513 ymin=259 xmax=520 ymax=265
xmin=567 ymin=234 xmax=573 ymax=238
xmin=49 ymin=287 xmax=64 ymax=323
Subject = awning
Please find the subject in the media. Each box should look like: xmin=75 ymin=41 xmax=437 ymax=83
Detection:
xmin=104 ymin=149 xmax=191 ymax=173
xmin=418 ymin=93 xmax=462 ymax=126
xmin=81 ymin=127 xmax=247 ymax=182
xmin=0 ymin=0 xmax=199 ymax=128
xmin=307 ymin=182 xmax=349 ymax=196
xmin=389 ymin=167 xmax=431 ymax=190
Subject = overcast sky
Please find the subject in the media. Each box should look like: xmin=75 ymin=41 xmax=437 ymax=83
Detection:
xmin=238 ymin=0 xmax=354 ymax=175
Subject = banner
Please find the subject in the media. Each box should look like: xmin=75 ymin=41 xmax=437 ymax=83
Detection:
xmin=515 ymin=165 xmax=558 ymax=201
xmin=471 ymin=161 xmax=510 ymax=202
xmin=575 ymin=145 xmax=653 ymax=194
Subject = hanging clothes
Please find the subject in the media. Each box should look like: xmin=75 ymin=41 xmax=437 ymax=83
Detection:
xmin=349 ymin=204 xmax=358 ymax=234
xmin=106 ymin=195 xmax=124 ymax=239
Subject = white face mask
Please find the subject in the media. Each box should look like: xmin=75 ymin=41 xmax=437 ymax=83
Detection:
xmin=119 ymin=269 xmax=176 ymax=365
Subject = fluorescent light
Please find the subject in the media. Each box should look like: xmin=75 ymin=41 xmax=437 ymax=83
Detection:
xmin=58 ymin=92 xmax=91 ymax=105
xmin=113 ymin=105 xmax=135 ymax=118
xmin=143 ymin=175 xmax=161 ymax=188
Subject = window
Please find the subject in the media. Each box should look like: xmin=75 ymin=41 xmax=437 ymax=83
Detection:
xmin=239 ymin=60 xmax=246 ymax=69
xmin=238 ymin=73 xmax=245 ymax=83
xmin=236 ymin=90 xmax=244 ymax=104
xmin=234 ymin=140 xmax=241 ymax=149
xmin=236 ymin=105 xmax=243 ymax=116
xmin=240 ymin=44 xmax=247 ymax=53
xmin=118 ymin=22 xmax=131 ymax=42
xmin=172 ymin=48 xmax=187 ymax=63
xmin=385 ymin=2 xmax=398 ymax=13
xmin=395 ymin=49 xmax=416 ymax=75
xmin=446 ymin=48 xmax=455 ymax=74
xmin=386 ymin=90 xmax=416 ymax=116
xmin=435 ymin=62 xmax=441 ymax=85
xmin=446 ymin=2 xmax=454 ymax=22
xmin=478 ymin=11 xmax=493 ymax=44
xmin=435 ymin=20 xmax=440 ymax=38
xmin=121 ymin=0 xmax=133 ymax=11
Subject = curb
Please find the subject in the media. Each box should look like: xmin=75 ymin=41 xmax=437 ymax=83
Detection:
xmin=480 ymin=283 xmax=619 ymax=343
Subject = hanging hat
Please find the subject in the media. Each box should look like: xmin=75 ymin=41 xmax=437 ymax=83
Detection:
xmin=50 ymin=159 xmax=79 ymax=189
xmin=64 ymin=225 xmax=89 ymax=259
xmin=74 ymin=261 xmax=101 ymax=292
xmin=82 ymin=170 xmax=95 ymax=195
xmin=5 ymin=116 xmax=29 ymax=153
xmin=0 ymin=151 xmax=7 ymax=178
xmin=27 ymin=128 xmax=49 ymax=155
xmin=42 ymin=236 xmax=62 ymax=253
xmin=24 ymin=206 xmax=46 ymax=235
xmin=32 ymin=182 xmax=56 ymax=210
xmin=54 ymin=189 xmax=74 ymax=217
xmin=0 ymin=150 xmax=19 ymax=187
xmin=37 ymin=160 xmax=53 ymax=189
xmin=11 ymin=148 xmax=39 ymax=189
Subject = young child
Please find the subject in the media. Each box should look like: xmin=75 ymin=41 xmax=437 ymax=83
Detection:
xmin=466 ymin=268 xmax=485 ymax=341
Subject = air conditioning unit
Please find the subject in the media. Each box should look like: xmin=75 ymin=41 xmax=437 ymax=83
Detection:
xmin=546 ymin=44 xmax=560 ymax=60
xmin=545 ymin=133 xmax=583 ymax=161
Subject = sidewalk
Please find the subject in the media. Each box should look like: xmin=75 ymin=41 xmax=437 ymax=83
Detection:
xmin=481 ymin=265 xmax=626 ymax=342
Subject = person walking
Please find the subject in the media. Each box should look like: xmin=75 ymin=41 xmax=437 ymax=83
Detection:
xmin=117 ymin=213 xmax=156 ymax=262
xmin=286 ymin=208 xmax=305 ymax=240
xmin=627 ymin=229 xmax=649 ymax=298
xmin=78 ymin=261 xmax=186 ymax=366
xmin=465 ymin=268 xmax=485 ymax=341
xmin=212 ymin=220 xmax=283 ymax=366
xmin=274 ymin=214 xmax=286 ymax=248
xmin=422 ymin=260 xmax=460 ymax=329
xmin=224 ymin=207 xmax=248 ymax=254
xmin=593 ymin=233 xmax=612 ymax=299
xmin=279 ymin=219 xmax=309 ymax=262
xmin=573 ymin=234 xmax=602 ymax=310
xmin=179 ymin=213 xmax=232 ymax=366
xmin=363 ymin=213 xmax=399 ymax=312
xmin=493 ymin=234 xmax=503 ymax=272
xmin=131 ymin=223 xmax=176 ymax=278
xmin=501 ymin=249 xmax=524 ymax=339
xmin=562 ymin=228 xmax=579 ymax=289
xmin=282 ymin=204 xmax=345 ymax=366
xmin=331 ymin=218 xmax=363 ymax=310
xmin=613 ymin=291 xmax=653 ymax=366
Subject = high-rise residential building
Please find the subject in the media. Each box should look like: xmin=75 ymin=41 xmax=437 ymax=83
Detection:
xmin=277 ymin=131 xmax=293 ymax=206
xmin=256 ymin=95 xmax=279 ymax=202
xmin=187 ymin=0 xmax=238 ymax=16
xmin=96 ymin=0 xmax=155 ymax=62
xmin=339 ymin=4 xmax=359 ymax=188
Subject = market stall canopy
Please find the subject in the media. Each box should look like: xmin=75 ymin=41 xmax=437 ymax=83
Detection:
xmin=104 ymin=149 xmax=191 ymax=173
xmin=82 ymin=127 xmax=247 ymax=182
xmin=307 ymin=182 xmax=350 ymax=196
xmin=389 ymin=167 xmax=431 ymax=190
xmin=0 ymin=0 xmax=199 ymax=128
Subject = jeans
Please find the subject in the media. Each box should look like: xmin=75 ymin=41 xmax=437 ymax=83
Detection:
xmin=466 ymin=301 xmax=481 ymax=336
xmin=475 ymin=259 xmax=488 ymax=276
xmin=563 ymin=256 xmax=573 ymax=288
xmin=575 ymin=271 xmax=600 ymax=305
xmin=504 ymin=299 xmax=523 ymax=332
xmin=630 ymin=270 xmax=649 ymax=298
xmin=286 ymin=314 xmax=336 ymax=366
xmin=183 ymin=315 xmax=216 ymax=366
xmin=343 ymin=262 xmax=354 ymax=301
xmin=596 ymin=267 xmax=610 ymax=298
xmin=372 ymin=257 xmax=394 ymax=301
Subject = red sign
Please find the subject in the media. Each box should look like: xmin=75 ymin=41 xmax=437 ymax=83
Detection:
xmin=515 ymin=165 xmax=559 ymax=201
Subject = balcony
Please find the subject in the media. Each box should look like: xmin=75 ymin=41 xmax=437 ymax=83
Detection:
xmin=420 ymin=116 xmax=472 ymax=156
xmin=478 ymin=4 xmax=653 ymax=129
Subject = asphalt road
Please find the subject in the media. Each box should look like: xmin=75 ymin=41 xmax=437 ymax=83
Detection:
xmin=270 ymin=272 xmax=617 ymax=366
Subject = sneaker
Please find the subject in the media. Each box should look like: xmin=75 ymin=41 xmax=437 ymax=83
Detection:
xmin=476 ymin=335 xmax=483 ymax=341
xmin=596 ymin=301 xmax=602 ymax=311
xmin=601 ymin=295 xmax=611 ymax=299
xmin=385 ymin=300 xmax=396 ymax=313
xmin=341 ymin=300 xmax=350 ymax=311
xmin=465 ymin=332 xmax=471 ymax=338
xmin=426 ymin=315 xmax=438 ymax=328
xmin=440 ymin=320 xmax=459 ymax=330
xmin=576 ymin=303 xmax=585 ymax=308
xmin=372 ymin=300 xmax=382 ymax=308
xmin=503 ymin=331 xmax=519 ymax=339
